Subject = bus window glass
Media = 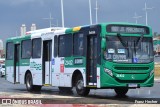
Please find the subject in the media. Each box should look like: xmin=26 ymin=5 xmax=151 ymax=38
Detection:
xmin=74 ymin=33 xmax=84 ymax=56
xmin=6 ymin=42 xmax=14 ymax=60
xmin=32 ymin=38 xmax=42 ymax=58
xmin=54 ymin=36 xmax=58 ymax=57
xmin=22 ymin=40 xmax=31 ymax=59
xmin=59 ymin=34 xmax=72 ymax=57
xmin=105 ymin=36 xmax=154 ymax=63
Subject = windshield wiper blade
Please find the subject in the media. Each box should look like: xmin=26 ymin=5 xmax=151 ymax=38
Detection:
xmin=136 ymin=34 xmax=144 ymax=48
xmin=117 ymin=33 xmax=130 ymax=57
xmin=117 ymin=33 xmax=128 ymax=48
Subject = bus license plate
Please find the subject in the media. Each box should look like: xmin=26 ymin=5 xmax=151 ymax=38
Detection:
xmin=128 ymin=84 xmax=138 ymax=88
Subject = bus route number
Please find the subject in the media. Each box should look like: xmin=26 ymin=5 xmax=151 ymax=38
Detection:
xmin=65 ymin=60 xmax=73 ymax=66
xmin=116 ymin=74 xmax=124 ymax=78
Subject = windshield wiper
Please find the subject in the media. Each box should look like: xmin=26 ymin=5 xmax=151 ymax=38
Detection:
xmin=117 ymin=33 xmax=128 ymax=48
xmin=134 ymin=34 xmax=144 ymax=60
xmin=135 ymin=33 xmax=144 ymax=49
xmin=117 ymin=33 xmax=130 ymax=57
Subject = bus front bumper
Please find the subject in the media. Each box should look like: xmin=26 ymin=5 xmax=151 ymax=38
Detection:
xmin=100 ymin=73 xmax=154 ymax=88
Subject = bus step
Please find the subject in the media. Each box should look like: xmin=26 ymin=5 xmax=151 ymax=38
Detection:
xmin=43 ymin=84 xmax=52 ymax=86
xmin=86 ymin=85 xmax=97 ymax=88
xmin=14 ymin=82 xmax=20 ymax=84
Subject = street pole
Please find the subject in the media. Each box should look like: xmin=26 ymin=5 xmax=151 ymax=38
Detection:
xmin=95 ymin=0 xmax=99 ymax=24
xmin=89 ymin=0 xmax=92 ymax=25
xmin=143 ymin=2 xmax=154 ymax=26
xmin=61 ymin=0 xmax=64 ymax=27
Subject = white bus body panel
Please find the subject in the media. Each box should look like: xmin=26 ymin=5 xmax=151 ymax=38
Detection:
xmin=97 ymin=67 xmax=100 ymax=88
xmin=45 ymin=61 xmax=52 ymax=84
xmin=30 ymin=59 xmax=42 ymax=85
xmin=6 ymin=66 xmax=14 ymax=83
xmin=19 ymin=66 xmax=30 ymax=84
xmin=52 ymin=73 xmax=60 ymax=86
xmin=52 ymin=58 xmax=64 ymax=86
xmin=16 ymin=66 xmax=19 ymax=82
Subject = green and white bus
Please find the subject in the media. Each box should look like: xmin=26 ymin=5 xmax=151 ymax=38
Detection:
xmin=5 ymin=23 xmax=154 ymax=96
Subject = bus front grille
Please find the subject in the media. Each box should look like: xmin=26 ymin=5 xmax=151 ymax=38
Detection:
xmin=114 ymin=67 xmax=149 ymax=71
xmin=115 ymin=78 xmax=147 ymax=83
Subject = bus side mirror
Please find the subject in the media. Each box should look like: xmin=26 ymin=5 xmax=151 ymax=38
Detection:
xmin=101 ymin=38 xmax=106 ymax=50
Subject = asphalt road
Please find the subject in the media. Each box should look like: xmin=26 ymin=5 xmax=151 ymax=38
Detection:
xmin=0 ymin=77 xmax=160 ymax=105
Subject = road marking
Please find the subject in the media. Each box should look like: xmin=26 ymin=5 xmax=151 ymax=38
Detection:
xmin=137 ymin=90 xmax=140 ymax=95
xmin=148 ymin=90 xmax=151 ymax=95
xmin=0 ymin=92 xmax=82 ymax=98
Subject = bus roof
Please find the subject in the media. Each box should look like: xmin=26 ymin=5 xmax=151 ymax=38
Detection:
xmin=65 ymin=22 xmax=151 ymax=33
xmin=6 ymin=27 xmax=68 ymax=42
xmin=26 ymin=27 xmax=68 ymax=35
xmin=6 ymin=22 xmax=152 ymax=42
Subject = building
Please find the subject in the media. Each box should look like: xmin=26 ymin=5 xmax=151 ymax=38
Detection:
xmin=0 ymin=39 xmax=3 ymax=50
xmin=0 ymin=39 xmax=4 ymax=58
xmin=31 ymin=23 xmax=36 ymax=31
xmin=20 ymin=24 xmax=26 ymax=36
xmin=153 ymin=34 xmax=160 ymax=55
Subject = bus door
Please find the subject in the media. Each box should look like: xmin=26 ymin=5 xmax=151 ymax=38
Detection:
xmin=42 ymin=40 xmax=52 ymax=85
xmin=87 ymin=35 xmax=98 ymax=86
xmin=14 ymin=44 xmax=20 ymax=84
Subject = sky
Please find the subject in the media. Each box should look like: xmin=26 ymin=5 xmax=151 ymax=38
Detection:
xmin=0 ymin=0 xmax=160 ymax=43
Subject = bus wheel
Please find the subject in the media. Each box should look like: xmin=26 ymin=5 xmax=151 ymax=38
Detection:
xmin=75 ymin=75 xmax=90 ymax=96
xmin=26 ymin=73 xmax=34 ymax=92
xmin=114 ymin=87 xmax=128 ymax=96
xmin=26 ymin=73 xmax=42 ymax=92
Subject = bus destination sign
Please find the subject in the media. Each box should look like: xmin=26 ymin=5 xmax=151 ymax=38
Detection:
xmin=106 ymin=25 xmax=149 ymax=34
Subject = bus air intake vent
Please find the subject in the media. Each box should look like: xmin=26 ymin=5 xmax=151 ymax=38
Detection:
xmin=114 ymin=67 xmax=149 ymax=71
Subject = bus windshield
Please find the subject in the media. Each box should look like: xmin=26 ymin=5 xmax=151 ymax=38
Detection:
xmin=104 ymin=36 xmax=154 ymax=63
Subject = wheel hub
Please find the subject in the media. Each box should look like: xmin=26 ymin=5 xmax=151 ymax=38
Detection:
xmin=27 ymin=76 xmax=31 ymax=88
xmin=77 ymin=80 xmax=84 ymax=90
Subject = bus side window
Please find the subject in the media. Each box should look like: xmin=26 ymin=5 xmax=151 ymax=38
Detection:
xmin=32 ymin=38 xmax=42 ymax=58
xmin=73 ymin=33 xmax=85 ymax=56
xmin=6 ymin=42 xmax=14 ymax=60
xmin=21 ymin=39 xmax=32 ymax=59
xmin=54 ymin=35 xmax=58 ymax=57
xmin=58 ymin=34 xmax=73 ymax=57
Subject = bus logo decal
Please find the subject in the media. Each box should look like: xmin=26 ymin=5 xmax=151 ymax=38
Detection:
xmin=133 ymin=58 xmax=138 ymax=63
xmin=30 ymin=61 xmax=42 ymax=70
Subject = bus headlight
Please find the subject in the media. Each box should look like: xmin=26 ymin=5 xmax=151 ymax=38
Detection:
xmin=104 ymin=68 xmax=113 ymax=77
xmin=150 ymin=69 xmax=154 ymax=76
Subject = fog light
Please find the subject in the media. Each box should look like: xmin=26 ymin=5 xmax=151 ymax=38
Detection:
xmin=104 ymin=68 xmax=113 ymax=77
xmin=150 ymin=69 xmax=154 ymax=76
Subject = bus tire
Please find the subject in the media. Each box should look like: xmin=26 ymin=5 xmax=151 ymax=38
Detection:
xmin=26 ymin=73 xmax=42 ymax=92
xmin=114 ymin=87 xmax=128 ymax=96
xmin=26 ymin=73 xmax=34 ymax=92
xmin=75 ymin=75 xmax=90 ymax=96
